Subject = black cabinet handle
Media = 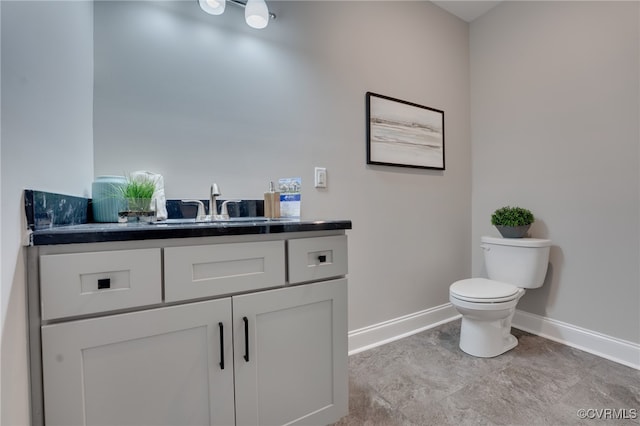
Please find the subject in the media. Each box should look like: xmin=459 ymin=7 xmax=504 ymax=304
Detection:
xmin=218 ymin=322 xmax=225 ymax=370
xmin=243 ymin=316 xmax=249 ymax=362
xmin=98 ymin=278 xmax=111 ymax=289
xmin=318 ymin=255 xmax=327 ymax=263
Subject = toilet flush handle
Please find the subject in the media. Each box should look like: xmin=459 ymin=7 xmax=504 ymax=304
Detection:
xmin=480 ymin=244 xmax=491 ymax=251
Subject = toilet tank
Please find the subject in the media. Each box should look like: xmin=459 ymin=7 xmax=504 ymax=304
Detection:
xmin=481 ymin=236 xmax=552 ymax=289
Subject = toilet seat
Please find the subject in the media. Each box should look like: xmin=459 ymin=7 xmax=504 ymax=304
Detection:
xmin=450 ymin=278 xmax=521 ymax=303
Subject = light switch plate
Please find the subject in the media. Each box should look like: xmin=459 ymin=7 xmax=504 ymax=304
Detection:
xmin=314 ymin=167 xmax=327 ymax=188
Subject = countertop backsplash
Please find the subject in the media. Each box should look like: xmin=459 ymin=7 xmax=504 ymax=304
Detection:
xmin=24 ymin=190 xmax=89 ymax=231
xmin=24 ymin=189 xmax=265 ymax=231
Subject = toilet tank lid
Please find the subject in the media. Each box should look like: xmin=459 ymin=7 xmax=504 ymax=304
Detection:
xmin=481 ymin=236 xmax=552 ymax=248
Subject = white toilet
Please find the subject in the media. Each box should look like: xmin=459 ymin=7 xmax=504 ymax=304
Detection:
xmin=449 ymin=236 xmax=552 ymax=358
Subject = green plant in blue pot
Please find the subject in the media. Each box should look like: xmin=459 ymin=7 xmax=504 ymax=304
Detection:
xmin=491 ymin=206 xmax=534 ymax=238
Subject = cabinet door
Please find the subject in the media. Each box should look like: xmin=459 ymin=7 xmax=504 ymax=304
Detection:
xmin=233 ymin=279 xmax=348 ymax=426
xmin=41 ymin=299 xmax=234 ymax=426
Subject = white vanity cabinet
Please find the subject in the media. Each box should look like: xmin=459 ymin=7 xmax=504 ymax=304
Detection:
xmin=42 ymin=298 xmax=236 ymax=426
xmin=233 ymin=278 xmax=347 ymax=426
xmin=30 ymin=232 xmax=348 ymax=426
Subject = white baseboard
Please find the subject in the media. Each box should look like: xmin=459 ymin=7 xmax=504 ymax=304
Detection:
xmin=347 ymin=304 xmax=640 ymax=370
xmin=348 ymin=303 xmax=460 ymax=355
xmin=512 ymin=310 xmax=640 ymax=370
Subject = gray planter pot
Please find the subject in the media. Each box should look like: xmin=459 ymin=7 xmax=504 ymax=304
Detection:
xmin=495 ymin=224 xmax=531 ymax=238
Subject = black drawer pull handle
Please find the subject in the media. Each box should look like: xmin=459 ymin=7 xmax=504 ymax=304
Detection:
xmin=243 ymin=316 xmax=250 ymax=362
xmin=318 ymin=255 xmax=327 ymax=263
xmin=218 ymin=322 xmax=225 ymax=370
xmin=98 ymin=278 xmax=111 ymax=289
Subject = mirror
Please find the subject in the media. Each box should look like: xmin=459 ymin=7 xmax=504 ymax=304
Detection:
xmin=93 ymin=1 xmax=315 ymax=198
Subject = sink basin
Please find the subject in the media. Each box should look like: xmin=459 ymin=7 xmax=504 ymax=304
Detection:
xmin=214 ymin=217 xmax=273 ymax=222
xmin=152 ymin=217 xmax=283 ymax=225
xmin=156 ymin=218 xmax=197 ymax=224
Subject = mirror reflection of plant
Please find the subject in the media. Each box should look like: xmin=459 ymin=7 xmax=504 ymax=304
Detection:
xmin=491 ymin=206 xmax=534 ymax=227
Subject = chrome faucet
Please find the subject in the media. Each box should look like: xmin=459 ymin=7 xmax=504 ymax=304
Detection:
xmin=181 ymin=200 xmax=207 ymax=222
xmin=209 ymin=184 xmax=241 ymax=220
xmin=210 ymin=183 xmax=221 ymax=217
xmin=220 ymin=199 xmax=242 ymax=219
xmin=184 ymin=184 xmax=241 ymax=221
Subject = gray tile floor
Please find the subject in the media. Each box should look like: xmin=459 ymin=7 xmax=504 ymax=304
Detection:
xmin=334 ymin=320 xmax=640 ymax=426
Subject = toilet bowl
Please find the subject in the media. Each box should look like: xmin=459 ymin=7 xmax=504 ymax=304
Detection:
xmin=450 ymin=237 xmax=551 ymax=358
xmin=450 ymin=278 xmax=524 ymax=357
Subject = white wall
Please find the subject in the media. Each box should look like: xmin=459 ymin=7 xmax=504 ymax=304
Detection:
xmin=0 ymin=2 xmax=94 ymax=424
xmin=93 ymin=1 xmax=472 ymax=331
xmin=470 ymin=1 xmax=640 ymax=344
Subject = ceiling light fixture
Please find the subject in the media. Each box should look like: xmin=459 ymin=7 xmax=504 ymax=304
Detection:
xmin=198 ymin=0 xmax=275 ymax=29
xmin=198 ymin=0 xmax=226 ymax=15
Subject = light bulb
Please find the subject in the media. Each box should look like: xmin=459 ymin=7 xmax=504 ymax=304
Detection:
xmin=199 ymin=0 xmax=226 ymax=16
xmin=245 ymin=0 xmax=269 ymax=29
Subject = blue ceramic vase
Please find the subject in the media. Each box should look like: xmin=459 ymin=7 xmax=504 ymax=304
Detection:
xmin=92 ymin=176 xmax=127 ymax=222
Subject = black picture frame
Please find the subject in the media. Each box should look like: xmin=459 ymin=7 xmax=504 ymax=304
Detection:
xmin=366 ymin=92 xmax=445 ymax=170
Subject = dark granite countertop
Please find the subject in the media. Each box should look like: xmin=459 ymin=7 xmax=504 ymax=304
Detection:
xmin=29 ymin=218 xmax=352 ymax=246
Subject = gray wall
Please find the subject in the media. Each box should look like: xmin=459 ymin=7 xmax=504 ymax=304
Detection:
xmin=470 ymin=1 xmax=640 ymax=344
xmin=1 ymin=1 xmax=94 ymax=424
xmin=2 ymin=2 xmax=471 ymax=423
xmin=93 ymin=1 xmax=472 ymax=331
xmin=8 ymin=3 xmax=636 ymax=425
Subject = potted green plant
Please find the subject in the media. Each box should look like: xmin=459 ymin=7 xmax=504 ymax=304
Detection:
xmin=491 ymin=206 xmax=534 ymax=238
xmin=117 ymin=175 xmax=156 ymax=221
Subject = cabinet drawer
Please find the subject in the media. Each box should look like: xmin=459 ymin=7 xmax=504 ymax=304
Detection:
xmin=288 ymin=235 xmax=348 ymax=284
xmin=164 ymin=241 xmax=285 ymax=302
xmin=40 ymin=249 xmax=162 ymax=320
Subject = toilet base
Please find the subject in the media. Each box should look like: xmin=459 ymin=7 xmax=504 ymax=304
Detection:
xmin=459 ymin=315 xmax=518 ymax=358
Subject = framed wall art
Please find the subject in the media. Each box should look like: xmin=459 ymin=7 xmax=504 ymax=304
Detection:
xmin=366 ymin=92 xmax=445 ymax=170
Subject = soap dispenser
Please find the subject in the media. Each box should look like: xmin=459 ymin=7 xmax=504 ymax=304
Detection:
xmin=264 ymin=181 xmax=281 ymax=218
